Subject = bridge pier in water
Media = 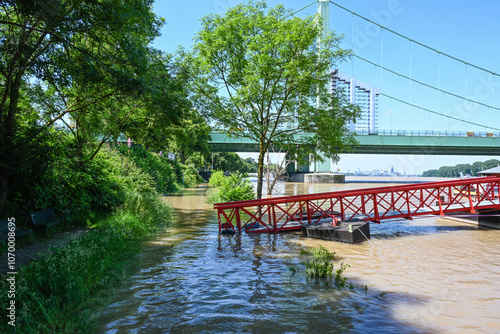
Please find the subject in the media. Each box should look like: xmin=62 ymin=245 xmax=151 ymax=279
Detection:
xmin=446 ymin=208 xmax=500 ymax=229
xmin=286 ymin=152 xmax=345 ymax=183
xmin=477 ymin=210 xmax=500 ymax=229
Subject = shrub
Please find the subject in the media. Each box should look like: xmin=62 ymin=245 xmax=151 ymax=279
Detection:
xmin=32 ymin=144 xmax=158 ymax=224
xmin=207 ymin=172 xmax=255 ymax=203
xmin=115 ymin=145 xmax=202 ymax=193
xmin=96 ymin=192 xmax=172 ymax=238
xmin=208 ymin=170 xmax=226 ymax=187
xmin=2 ymin=125 xmax=69 ymax=218
xmin=219 ymin=173 xmax=255 ymax=202
xmin=301 ymin=246 xmax=350 ymax=287
xmin=181 ymin=164 xmax=204 ymax=188
xmin=115 ymin=145 xmax=179 ymax=193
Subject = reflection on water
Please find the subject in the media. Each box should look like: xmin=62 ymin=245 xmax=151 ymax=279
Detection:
xmin=96 ymin=183 xmax=500 ymax=334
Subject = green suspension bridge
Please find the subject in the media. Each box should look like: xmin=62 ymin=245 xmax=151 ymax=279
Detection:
xmin=208 ymin=1 xmax=500 ymax=171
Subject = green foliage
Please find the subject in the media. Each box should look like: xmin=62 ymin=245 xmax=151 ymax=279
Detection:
xmin=3 ymin=128 xmax=201 ymax=223
xmin=192 ymin=0 xmax=360 ymax=198
xmin=0 ymin=0 xmax=192 ymax=212
xmin=0 ymin=191 xmax=171 ymax=333
xmin=212 ymin=152 xmax=258 ymax=173
xmin=302 ymin=246 xmax=336 ymax=278
xmin=115 ymin=145 xmax=178 ymax=193
xmin=96 ymin=192 xmax=173 ymax=239
xmin=182 ymin=164 xmax=204 ymax=188
xmin=26 ymin=142 xmax=157 ymax=222
xmin=422 ymin=159 xmax=500 ymax=177
xmin=123 ymin=52 xmax=195 ymax=154
xmin=301 ymin=246 xmax=350 ymax=287
xmin=0 ymin=229 xmax=139 ymax=333
xmin=207 ymin=172 xmax=255 ymax=203
xmin=1 ymin=123 xmax=64 ymax=219
xmin=208 ymin=170 xmax=227 ymax=187
xmin=161 ymin=108 xmax=212 ymax=164
xmin=334 ymin=262 xmax=350 ymax=288
xmin=219 ymin=173 xmax=255 ymax=202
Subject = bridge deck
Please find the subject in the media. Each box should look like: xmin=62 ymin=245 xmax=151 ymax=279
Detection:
xmin=209 ymin=132 xmax=500 ymax=155
xmin=214 ymin=177 xmax=500 ymax=233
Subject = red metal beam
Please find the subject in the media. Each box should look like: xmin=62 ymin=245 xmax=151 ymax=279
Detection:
xmin=215 ymin=177 xmax=500 ymax=233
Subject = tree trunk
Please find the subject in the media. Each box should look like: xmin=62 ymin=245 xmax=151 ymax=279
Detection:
xmin=256 ymin=142 xmax=266 ymax=200
xmin=0 ymin=73 xmax=24 ymax=215
xmin=266 ymin=150 xmax=272 ymax=195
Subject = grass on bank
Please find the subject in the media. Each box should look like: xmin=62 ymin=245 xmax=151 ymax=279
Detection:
xmin=0 ymin=145 xmax=200 ymax=333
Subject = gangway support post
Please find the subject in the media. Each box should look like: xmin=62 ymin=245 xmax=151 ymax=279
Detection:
xmin=437 ymin=189 xmax=444 ymax=216
xmin=468 ymin=185 xmax=476 ymax=214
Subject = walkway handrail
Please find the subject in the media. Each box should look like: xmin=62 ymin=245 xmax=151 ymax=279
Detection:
xmin=215 ymin=176 xmax=500 ymax=234
xmin=213 ymin=176 xmax=500 ymax=209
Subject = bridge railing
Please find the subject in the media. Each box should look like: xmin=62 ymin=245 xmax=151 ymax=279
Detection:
xmin=354 ymin=130 xmax=500 ymax=137
xmin=214 ymin=177 xmax=500 ymax=233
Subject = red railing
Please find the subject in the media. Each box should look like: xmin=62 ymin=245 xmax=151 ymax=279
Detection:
xmin=214 ymin=176 xmax=500 ymax=233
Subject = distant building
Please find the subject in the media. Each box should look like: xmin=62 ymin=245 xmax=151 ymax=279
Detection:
xmin=477 ymin=166 xmax=500 ymax=177
xmin=330 ymin=69 xmax=380 ymax=135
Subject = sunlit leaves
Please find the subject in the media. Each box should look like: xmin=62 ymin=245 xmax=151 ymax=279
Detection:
xmin=192 ymin=0 xmax=360 ymax=198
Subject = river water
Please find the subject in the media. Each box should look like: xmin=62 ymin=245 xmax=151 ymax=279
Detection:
xmin=96 ymin=182 xmax=500 ymax=334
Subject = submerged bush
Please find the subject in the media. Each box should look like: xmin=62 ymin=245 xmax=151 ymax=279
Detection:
xmin=207 ymin=172 xmax=255 ymax=203
xmin=301 ymin=246 xmax=350 ymax=287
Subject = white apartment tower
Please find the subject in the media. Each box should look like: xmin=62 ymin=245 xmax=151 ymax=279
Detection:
xmin=330 ymin=69 xmax=380 ymax=134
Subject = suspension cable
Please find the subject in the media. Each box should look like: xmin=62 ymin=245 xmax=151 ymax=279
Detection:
xmin=341 ymin=50 xmax=500 ymax=113
xmin=329 ymin=0 xmax=500 ymax=77
xmin=380 ymin=93 xmax=500 ymax=131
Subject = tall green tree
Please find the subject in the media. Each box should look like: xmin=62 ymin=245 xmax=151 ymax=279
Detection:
xmin=0 ymin=0 xmax=164 ymax=213
xmin=192 ymin=1 xmax=359 ymax=199
xmin=121 ymin=51 xmax=194 ymax=153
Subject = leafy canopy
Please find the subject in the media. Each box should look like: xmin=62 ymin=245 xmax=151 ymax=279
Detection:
xmin=192 ymin=0 xmax=360 ymax=199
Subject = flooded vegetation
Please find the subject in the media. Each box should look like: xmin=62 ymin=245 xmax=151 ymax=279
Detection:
xmin=96 ymin=183 xmax=500 ymax=333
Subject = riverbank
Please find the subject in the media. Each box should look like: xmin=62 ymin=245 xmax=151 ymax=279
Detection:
xmin=0 ymin=193 xmax=173 ymax=333
xmin=1 ymin=142 xmax=203 ymax=332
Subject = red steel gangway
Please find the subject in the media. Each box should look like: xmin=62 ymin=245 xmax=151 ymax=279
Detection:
xmin=214 ymin=176 xmax=500 ymax=234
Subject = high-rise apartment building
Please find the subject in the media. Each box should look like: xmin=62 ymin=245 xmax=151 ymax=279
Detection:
xmin=330 ymin=69 xmax=380 ymax=134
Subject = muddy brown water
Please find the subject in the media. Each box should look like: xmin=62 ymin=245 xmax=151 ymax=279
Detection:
xmin=96 ymin=183 xmax=500 ymax=333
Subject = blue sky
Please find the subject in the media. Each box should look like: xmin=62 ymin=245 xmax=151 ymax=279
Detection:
xmin=152 ymin=0 xmax=500 ymax=174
